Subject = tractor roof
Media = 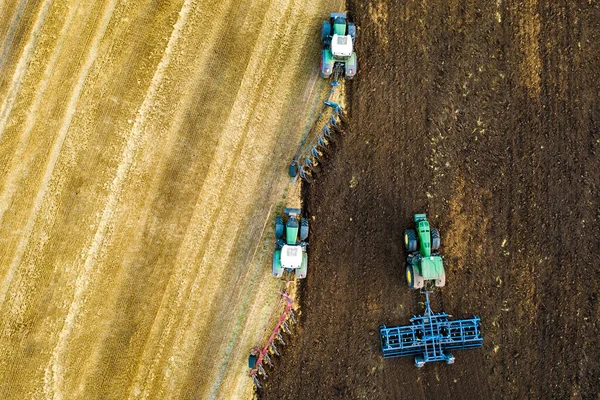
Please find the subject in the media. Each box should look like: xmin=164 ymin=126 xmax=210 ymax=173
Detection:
xmin=281 ymin=245 xmax=303 ymax=269
xmin=331 ymin=34 xmax=353 ymax=57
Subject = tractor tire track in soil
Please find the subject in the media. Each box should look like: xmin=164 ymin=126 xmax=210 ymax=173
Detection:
xmin=264 ymin=1 xmax=600 ymax=399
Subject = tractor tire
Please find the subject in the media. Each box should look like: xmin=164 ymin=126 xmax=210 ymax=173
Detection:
xmin=321 ymin=21 xmax=331 ymax=42
xmin=300 ymin=217 xmax=309 ymax=241
xmin=406 ymin=264 xmax=416 ymax=289
xmin=347 ymin=22 xmax=356 ymax=40
xmin=275 ymin=216 xmax=284 ymax=239
xmin=431 ymin=228 xmax=441 ymax=251
xmin=404 ymin=229 xmax=418 ymax=252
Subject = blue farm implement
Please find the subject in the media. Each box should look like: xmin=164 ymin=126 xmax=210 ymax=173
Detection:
xmin=380 ymin=291 xmax=482 ymax=367
xmin=289 ymin=82 xmax=344 ymax=182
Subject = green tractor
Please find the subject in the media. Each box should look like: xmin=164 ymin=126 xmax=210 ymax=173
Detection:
xmin=320 ymin=12 xmax=357 ymax=79
xmin=273 ymin=208 xmax=309 ymax=279
xmin=404 ymin=214 xmax=446 ymax=289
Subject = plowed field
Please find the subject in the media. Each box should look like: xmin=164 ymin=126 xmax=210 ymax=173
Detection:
xmin=0 ymin=0 xmax=343 ymax=398
xmin=264 ymin=1 xmax=600 ymax=399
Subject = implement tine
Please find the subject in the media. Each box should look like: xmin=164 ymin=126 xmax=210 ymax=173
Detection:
xmin=258 ymin=364 xmax=267 ymax=378
xmin=283 ymin=320 xmax=291 ymax=334
xmin=311 ymin=147 xmax=320 ymax=160
xmin=277 ymin=332 xmax=286 ymax=346
xmin=270 ymin=343 xmax=279 ymax=356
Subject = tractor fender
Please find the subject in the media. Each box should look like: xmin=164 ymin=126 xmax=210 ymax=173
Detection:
xmin=345 ymin=52 xmax=357 ymax=79
xmin=321 ymin=50 xmax=334 ymax=78
xmin=435 ymin=270 xmax=446 ymax=288
xmin=296 ymin=252 xmax=308 ymax=279
xmin=413 ymin=264 xmax=425 ymax=289
xmin=272 ymin=250 xmax=283 ymax=278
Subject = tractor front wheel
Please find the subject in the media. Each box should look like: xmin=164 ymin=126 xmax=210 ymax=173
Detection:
xmin=275 ymin=216 xmax=284 ymax=239
xmin=321 ymin=21 xmax=331 ymax=42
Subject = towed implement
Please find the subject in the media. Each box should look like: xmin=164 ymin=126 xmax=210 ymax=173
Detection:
xmin=380 ymin=291 xmax=482 ymax=367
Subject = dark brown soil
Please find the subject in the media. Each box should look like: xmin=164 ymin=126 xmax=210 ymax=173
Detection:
xmin=262 ymin=1 xmax=600 ymax=399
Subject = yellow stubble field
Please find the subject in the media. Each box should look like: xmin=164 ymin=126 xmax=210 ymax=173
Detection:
xmin=0 ymin=0 xmax=343 ymax=398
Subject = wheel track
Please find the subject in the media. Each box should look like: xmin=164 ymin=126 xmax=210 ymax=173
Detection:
xmin=42 ymin=0 xmax=192 ymax=398
xmin=0 ymin=0 xmax=52 ymax=141
xmin=126 ymin=1 xmax=312 ymax=397
xmin=70 ymin=0 xmax=238 ymax=396
xmin=0 ymin=0 xmax=83 ymax=228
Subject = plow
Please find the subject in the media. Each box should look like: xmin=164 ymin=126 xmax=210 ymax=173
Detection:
xmin=248 ymin=292 xmax=296 ymax=389
xmin=288 ymin=84 xmax=344 ymax=182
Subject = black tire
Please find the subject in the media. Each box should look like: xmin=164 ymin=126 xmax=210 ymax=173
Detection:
xmin=275 ymin=216 xmax=284 ymax=239
xmin=431 ymin=228 xmax=441 ymax=251
xmin=404 ymin=229 xmax=418 ymax=252
xmin=406 ymin=264 xmax=415 ymax=289
xmin=321 ymin=21 xmax=331 ymax=42
xmin=300 ymin=217 xmax=309 ymax=241
xmin=347 ymin=23 xmax=356 ymax=39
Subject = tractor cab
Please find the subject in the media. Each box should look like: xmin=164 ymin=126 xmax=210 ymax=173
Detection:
xmin=280 ymin=245 xmax=303 ymax=269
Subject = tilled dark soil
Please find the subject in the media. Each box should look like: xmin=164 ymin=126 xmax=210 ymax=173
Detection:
xmin=262 ymin=1 xmax=600 ymax=399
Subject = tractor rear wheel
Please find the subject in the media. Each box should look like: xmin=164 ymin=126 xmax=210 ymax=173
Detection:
xmin=431 ymin=228 xmax=441 ymax=251
xmin=272 ymin=250 xmax=283 ymax=278
xmin=406 ymin=264 xmax=416 ymax=289
xmin=300 ymin=218 xmax=309 ymax=241
xmin=275 ymin=216 xmax=284 ymax=239
xmin=321 ymin=21 xmax=331 ymax=42
xmin=347 ymin=22 xmax=356 ymax=40
xmin=404 ymin=229 xmax=418 ymax=252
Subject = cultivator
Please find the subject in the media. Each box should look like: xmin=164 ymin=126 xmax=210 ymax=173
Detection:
xmin=248 ymin=292 xmax=296 ymax=388
xmin=380 ymin=291 xmax=482 ymax=367
xmin=289 ymin=80 xmax=344 ymax=182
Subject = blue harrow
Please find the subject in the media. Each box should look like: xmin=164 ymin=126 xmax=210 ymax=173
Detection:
xmin=289 ymin=79 xmax=344 ymax=182
xmin=380 ymin=291 xmax=482 ymax=367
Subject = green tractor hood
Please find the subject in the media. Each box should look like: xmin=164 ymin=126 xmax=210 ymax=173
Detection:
xmin=420 ymin=255 xmax=444 ymax=281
